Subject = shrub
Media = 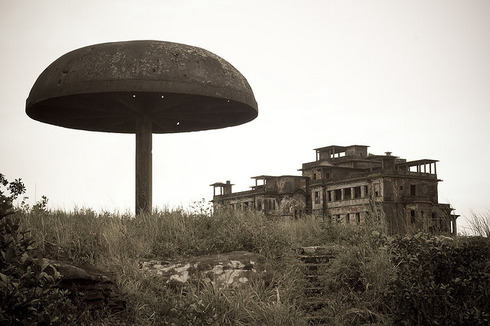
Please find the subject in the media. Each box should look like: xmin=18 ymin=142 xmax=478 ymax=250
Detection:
xmin=0 ymin=175 xmax=74 ymax=325
xmin=388 ymin=234 xmax=490 ymax=325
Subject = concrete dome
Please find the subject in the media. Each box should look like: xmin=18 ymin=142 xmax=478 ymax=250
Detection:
xmin=26 ymin=40 xmax=258 ymax=133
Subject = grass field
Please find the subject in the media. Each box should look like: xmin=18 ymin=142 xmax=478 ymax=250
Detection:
xmin=3 ymin=202 xmax=490 ymax=325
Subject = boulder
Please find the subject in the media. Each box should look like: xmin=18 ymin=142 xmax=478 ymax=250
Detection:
xmin=49 ymin=260 xmax=126 ymax=313
xmin=141 ymin=251 xmax=273 ymax=288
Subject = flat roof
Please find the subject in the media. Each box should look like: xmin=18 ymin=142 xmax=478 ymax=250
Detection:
xmin=251 ymin=175 xmax=307 ymax=179
xmin=314 ymin=144 xmax=369 ymax=152
xmin=298 ymin=165 xmax=369 ymax=171
xmin=209 ymin=182 xmax=234 ymax=187
xmin=396 ymin=159 xmax=439 ymax=167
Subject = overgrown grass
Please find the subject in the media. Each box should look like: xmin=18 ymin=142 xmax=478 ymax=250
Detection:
xmin=11 ymin=207 xmax=490 ymax=325
xmin=465 ymin=210 xmax=490 ymax=237
xmin=16 ymin=207 xmax=312 ymax=325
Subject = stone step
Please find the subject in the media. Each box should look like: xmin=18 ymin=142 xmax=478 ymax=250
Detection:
xmin=305 ymin=315 xmax=329 ymax=325
xmin=305 ymin=286 xmax=327 ymax=296
xmin=297 ymin=246 xmax=339 ymax=325
xmin=303 ymin=297 xmax=328 ymax=311
xmin=298 ymin=255 xmax=333 ymax=264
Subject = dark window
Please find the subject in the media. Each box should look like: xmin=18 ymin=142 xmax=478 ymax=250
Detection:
xmin=346 ymin=214 xmax=350 ymax=224
xmin=344 ymin=188 xmax=352 ymax=200
xmin=327 ymin=191 xmax=332 ymax=202
xmin=314 ymin=191 xmax=320 ymax=204
xmin=363 ymin=185 xmax=368 ymax=197
xmin=257 ymin=200 xmax=262 ymax=211
xmin=356 ymin=212 xmax=361 ymax=224
xmin=354 ymin=186 xmax=362 ymax=198
xmin=334 ymin=189 xmax=342 ymax=201
xmin=410 ymin=210 xmax=416 ymax=224
xmin=410 ymin=185 xmax=416 ymax=196
xmin=313 ymin=173 xmax=317 ymax=180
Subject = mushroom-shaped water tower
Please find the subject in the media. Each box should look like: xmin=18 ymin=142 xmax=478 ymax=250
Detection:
xmin=26 ymin=40 xmax=258 ymax=213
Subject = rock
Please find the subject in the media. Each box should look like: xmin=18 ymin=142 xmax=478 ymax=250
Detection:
xmin=49 ymin=260 xmax=126 ymax=313
xmin=141 ymin=251 xmax=273 ymax=288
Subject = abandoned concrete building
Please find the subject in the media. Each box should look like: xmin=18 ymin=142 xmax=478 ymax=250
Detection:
xmin=211 ymin=145 xmax=458 ymax=235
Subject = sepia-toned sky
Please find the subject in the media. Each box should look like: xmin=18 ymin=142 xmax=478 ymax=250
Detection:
xmin=1 ymin=0 xmax=489 ymax=232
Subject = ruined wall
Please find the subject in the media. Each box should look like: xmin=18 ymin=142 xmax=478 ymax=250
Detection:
xmin=387 ymin=177 xmax=439 ymax=203
xmin=275 ymin=176 xmax=307 ymax=194
xmin=277 ymin=191 xmax=307 ymax=219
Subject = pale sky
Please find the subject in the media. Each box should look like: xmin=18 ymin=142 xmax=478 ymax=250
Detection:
xmin=1 ymin=0 xmax=489 ymax=232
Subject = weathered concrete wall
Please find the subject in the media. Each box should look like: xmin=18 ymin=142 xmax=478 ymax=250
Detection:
xmin=140 ymin=251 xmax=273 ymax=288
xmin=277 ymin=191 xmax=307 ymax=218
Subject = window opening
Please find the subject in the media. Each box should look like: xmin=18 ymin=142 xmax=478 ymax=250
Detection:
xmin=354 ymin=186 xmax=361 ymax=198
xmin=410 ymin=185 xmax=416 ymax=196
xmin=344 ymin=188 xmax=352 ymax=200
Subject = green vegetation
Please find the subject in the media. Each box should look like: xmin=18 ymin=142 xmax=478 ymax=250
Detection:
xmin=0 ymin=175 xmax=74 ymax=325
xmin=1 ymin=175 xmax=489 ymax=325
xmin=388 ymin=234 xmax=490 ymax=325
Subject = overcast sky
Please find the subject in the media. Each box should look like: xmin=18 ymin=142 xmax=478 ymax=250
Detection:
xmin=1 ymin=0 xmax=489 ymax=232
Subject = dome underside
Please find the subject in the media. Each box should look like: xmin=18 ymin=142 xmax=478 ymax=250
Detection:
xmin=26 ymin=92 xmax=256 ymax=133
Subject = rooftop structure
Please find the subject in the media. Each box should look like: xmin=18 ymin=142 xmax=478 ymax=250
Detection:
xmin=211 ymin=145 xmax=458 ymax=235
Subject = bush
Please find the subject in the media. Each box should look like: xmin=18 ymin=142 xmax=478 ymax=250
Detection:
xmin=0 ymin=175 xmax=74 ymax=325
xmin=388 ymin=234 xmax=490 ymax=325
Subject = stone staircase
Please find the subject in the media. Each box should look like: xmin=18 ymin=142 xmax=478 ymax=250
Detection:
xmin=297 ymin=246 xmax=339 ymax=324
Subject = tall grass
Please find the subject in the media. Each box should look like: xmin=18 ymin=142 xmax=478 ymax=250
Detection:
xmin=17 ymin=207 xmax=315 ymax=325
xmin=465 ymin=211 xmax=490 ymax=237
xmin=17 ymin=207 xmax=486 ymax=325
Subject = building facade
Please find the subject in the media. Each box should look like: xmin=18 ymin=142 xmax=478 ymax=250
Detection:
xmin=211 ymin=145 xmax=458 ymax=235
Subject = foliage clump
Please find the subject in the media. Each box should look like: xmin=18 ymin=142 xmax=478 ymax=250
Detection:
xmin=388 ymin=234 xmax=490 ymax=325
xmin=0 ymin=174 xmax=73 ymax=325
